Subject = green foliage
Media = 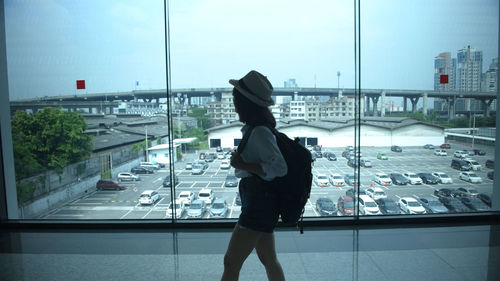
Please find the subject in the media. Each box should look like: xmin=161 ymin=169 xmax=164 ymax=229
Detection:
xmin=101 ymin=169 xmax=112 ymax=179
xmin=16 ymin=180 xmax=36 ymax=204
xmin=132 ymin=139 xmax=152 ymax=152
xmin=176 ymin=147 xmax=183 ymax=161
xmin=11 ymin=108 xmax=93 ymax=180
xmin=182 ymin=127 xmax=208 ymax=150
xmin=188 ymin=107 xmax=210 ymax=129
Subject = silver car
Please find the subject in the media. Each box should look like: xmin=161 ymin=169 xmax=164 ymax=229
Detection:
xmin=191 ymin=164 xmax=204 ymax=175
xmin=187 ymin=200 xmax=206 ymax=218
xmin=117 ymin=172 xmax=140 ymax=181
xmin=210 ymin=198 xmax=228 ymax=218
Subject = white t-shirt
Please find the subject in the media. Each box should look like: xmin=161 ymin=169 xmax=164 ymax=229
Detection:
xmin=235 ymin=125 xmax=288 ymax=181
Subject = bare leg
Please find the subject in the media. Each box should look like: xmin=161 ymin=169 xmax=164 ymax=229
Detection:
xmin=221 ymin=223 xmax=263 ymax=281
xmin=255 ymin=232 xmax=285 ymax=281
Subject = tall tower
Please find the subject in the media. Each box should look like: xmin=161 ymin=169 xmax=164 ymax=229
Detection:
xmin=456 ymin=46 xmax=483 ymax=111
xmin=434 ymin=52 xmax=456 ymax=111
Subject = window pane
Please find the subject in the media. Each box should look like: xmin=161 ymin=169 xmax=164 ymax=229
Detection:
xmin=360 ymin=0 xmax=498 ymax=215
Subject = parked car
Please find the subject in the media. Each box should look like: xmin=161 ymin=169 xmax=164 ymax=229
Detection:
xmin=459 ymin=172 xmax=482 ymax=183
xmin=139 ymin=190 xmax=160 ymax=205
xmin=345 ymin=145 xmax=354 ymax=151
xmin=117 ymin=172 xmax=140 ymax=182
xmin=423 ymin=144 xmax=435 ymax=149
xmin=178 ymin=191 xmax=195 ymax=206
xmin=96 ymin=179 xmax=126 ymax=191
xmin=375 ymin=198 xmax=400 ymax=215
xmin=187 ymin=200 xmax=206 ymax=218
xmin=209 ymin=198 xmax=228 ymax=218
xmin=438 ymin=197 xmax=470 ymax=213
xmin=431 ymin=172 xmax=453 ymax=184
xmin=326 ymin=152 xmax=337 ymax=161
xmin=487 ymin=171 xmax=494 ymax=180
xmin=199 ymin=152 xmax=206 ymax=160
xmin=139 ymin=162 xmax=159 ymax=170
xmin=440 ymin=143 xmax=451 ymax=149
xmin=344 ymin=174 xmax=357 ymax=186
xmin=450 ymin=189 xmax=468 ymax=198
xmin=315 ymin=151 xmax=323 ymax=158
xmin=166 ymin=199 xmax=185 ymax=219
xmin=220 ymin=160 xmax=231 ymax=169
xmin=389 ymin=173 xmax=409 ymax=185
xmin=360 ymin=158 xmax=372 ymax=167
xmin=337 ymin=196 xmax=354 ymax=216
xmin=473 ymin=149 xmax=486 ymax=155
xmin=162 ymin=174 xmax=179 ymax=187
xmin=398 ymin=197 xmax=426 ymax=214
xmin=345 ymin=187 xmax=366 ymax=199
xmin=191 ymin=163 xmax=205 ymax=175
xmin=315 ymin=198 xmax=337 ymax=216
xmin=460 ymin=197 xmax=491 ymax=211
xmin=453 ymin=150 xmax=468 ymax=158
xmin=462 ymin=158 xmax=481 ymax=170
xmin=451 ymin=159 xmax=472 ymax=171
xmin=485 ymin=159 xmax=494 ymax=169
xmin=463 ymin=150 xmax=475 ymax=156
xmin=390 ymin=145 xmax=402 ymax=152
xmin=477 ymin=193 xmax=491 ymax=207
xmin=235 ymin=192 xmax=242 ymax=206
xmin=131 ymin=166 xmax=154 ymax=174
xmin=216 ymin=146 xmax=223 ymax=152
xmin=185 ymin=162 xmax=193 ymax=170
xmin=434 ymin=149 xmax=447 ymax=156
xmin=434 ymin=188 xmax=454 ymax=198
xmin=417 ymin=197 xmax=448 ymax=213
xmin=197 ymin=188 xmax=215 ymax=205
xmin=377 ymin=152 xmax=388 ymax=160
xmin=315 ymin=173 xmax=330 ymax=186
xmin=403 ymin=172 xmax=423 ymax=185
xmin=373 ymin=173 xmax=392 ymax=186
xmin=151 ymin=160 xmax=165 ymax=168
xmin=225 ymin=174 xmax=239 ymax=187
xmin=329 ymin=173 xmax=345 ymax=187
xmin=417 ymin=173 xmax=439 ymax=184
xmin=365 ymin=187 xmax=387 ymax=200
xmin=217 ymin=153 xmax=226 ymax=159
xmin=456 ymin=187 xmax=479 ymax=197
xmin=347 ymin=159 xmax=359 ymax=168
xmin=359 ymin=195 xmax=381 ymax=215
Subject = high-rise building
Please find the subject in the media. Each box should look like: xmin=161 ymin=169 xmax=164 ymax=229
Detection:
xmin=456 ymin=46 xmax=483 ymax=111
xmin=483 ymin=58 xmax=498 ymax=93
xmin=434 ymin=52 xmax=456 ymax=111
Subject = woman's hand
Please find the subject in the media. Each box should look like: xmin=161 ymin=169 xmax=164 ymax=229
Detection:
xmin=230 ymin=151 xmax=245 ymax=169
xmin=230 ymin=151 xmax=266 ymax=177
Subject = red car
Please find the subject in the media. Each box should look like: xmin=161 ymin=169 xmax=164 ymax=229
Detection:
xmin=96 ymin=179 xmax=126 ymax=190
xmin=440 ymin=143 xmax=451 ymax=149
xmin=337 ymin=196 xmax=354 ymax=215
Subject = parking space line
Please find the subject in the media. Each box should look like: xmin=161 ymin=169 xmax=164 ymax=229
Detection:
xmin=308 ymin=199 xmax=319 ymax=216
xmin=120 ymin=203 xmax=140 ymax=219
xmin=229 ymin=197 xmax=235 ymax=218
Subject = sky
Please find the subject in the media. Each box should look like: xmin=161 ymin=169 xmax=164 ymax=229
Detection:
xmin=4 ymin=0 xmax=499 ymax=100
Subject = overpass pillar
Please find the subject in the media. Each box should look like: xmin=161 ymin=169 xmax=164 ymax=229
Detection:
xmin=293 ymin=92 xmax=298 ymax=101
xmin=403 ymin=97 xmax=407 ymax=112
xmin=380 ymin=91 xmax=386 ymax=117
xmin=365 ymin=96 xmax=370 ymax=113
xmin=422 ymin=92 xmax=428 ymax=116
xmin=371 ymin=96 xmax=380 ymax=116
xmin=448 ymin=97 xmax=456 ymax=120
xmin=482 ymin=99 xmax=494 ymax=117
xmin=409 ymin=97 xmax=419 ymax=113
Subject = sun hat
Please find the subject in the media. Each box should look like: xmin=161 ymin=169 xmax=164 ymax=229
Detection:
xmin=229 ymin=70 xmax=275 ymax=107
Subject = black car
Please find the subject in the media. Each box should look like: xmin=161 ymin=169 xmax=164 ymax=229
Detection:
xmin=456 ymin=187 xmax=479 ymax=197
xmin=315 ymin=198 xmax=337 ymax=216
xmin=224 ymin=174 xmax=239 ymax=187
xmin=310 ymin=151 xmax=316 ymax=161
xmin=375 ymin=198 xmax=400 ymax=215
xmin=389 ymin=173 xmax=409 ymax=185
xmin=434 ymin=188 xmax=453 ymax=198
xmin=473 ymin=149 xmax=486 ymax=155
xmin=417 ymin=173 xmax=439 ymax=184
xmin=199 ymin=152 xmax=206 ymax=160
xmin=235 ymin=192 xmax=241 ymax=206
xmin=438 ymin=197 xmax=470 ymax=213
xmin=162 ymin=174 xmax=179 ymax=187
xmin=460 ymin=197 xmax=490 ymax=211
xmin=346 ymin=188 xmax=366 ymax=198
xmin=477 ymin=193 xmax=491 ymax=207
xmin=347 ymin=159 xmax=359 ymax=168
xmin=325 ymin=152 xmax=337 ymax=161
xmin=451 ymin=159 xmax=472 ymax=171
xmin=131 ymin=166 xmax=154 ymax=174
xmin=313 ymin=145 xmax=322 ymax=152
xmin=391 ymin=145 xmax=402 ymax=152
xmin=450 ymin=189 xmax=468 ymax=198
xmin=315 ymin=151 xmax=323 ymax=158
xmin=417 ymin=197 xmax=448 ymax=213
xmin=487 ymin=171 xmax=494 ymax=180
xmin=423 ymin=144 xmax=435 ymax=149
xmin=485 ymin=159 xmax=494 ymax=169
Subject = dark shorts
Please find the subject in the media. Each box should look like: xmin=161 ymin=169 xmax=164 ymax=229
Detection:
xmin=238 ymin=176 xmax=279 ymax=233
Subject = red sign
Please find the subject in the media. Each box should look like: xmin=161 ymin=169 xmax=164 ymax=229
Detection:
xmin=76 ymin=80 xmax=86 ymax=89
xmin=440 ymin=75 xmax=448 ymax=84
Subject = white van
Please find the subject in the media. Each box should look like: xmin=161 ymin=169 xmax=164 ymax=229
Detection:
xmin=140 ymin=162 xmax=160 ymax=170
xmin=463 ymin=158 xmax=481 ymax=171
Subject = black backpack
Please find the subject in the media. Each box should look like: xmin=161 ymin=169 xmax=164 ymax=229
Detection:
xmin=237 ymin=125 xmax=313 ymax=233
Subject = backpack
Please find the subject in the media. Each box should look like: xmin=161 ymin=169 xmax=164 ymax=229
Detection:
xmin=237 ymin=125 xmax=313 ymax=233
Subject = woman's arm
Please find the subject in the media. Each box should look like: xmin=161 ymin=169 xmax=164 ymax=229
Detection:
xmin=230 ymin=151 xmax=266 ymax=177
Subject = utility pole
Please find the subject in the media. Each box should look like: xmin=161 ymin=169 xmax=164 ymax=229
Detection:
xmin=145 ymin=126 xmax=149 ymax=162
xmin=472 ymin=114 xmax=476 ymax=149
xmin=337 ymin=71 xmax=341 ymax=89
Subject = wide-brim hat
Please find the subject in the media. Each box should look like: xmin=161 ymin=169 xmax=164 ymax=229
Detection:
xmin=229 ymin=70 xmax=274 ymax=107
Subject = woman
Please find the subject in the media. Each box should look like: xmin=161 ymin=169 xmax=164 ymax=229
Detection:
xmin=221 ymin=70 xmax=288 ymax=281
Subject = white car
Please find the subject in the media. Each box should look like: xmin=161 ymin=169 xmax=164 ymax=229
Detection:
xmin=140 ymin=161 xmax=160 ymax=170
xmin=403 ymin=172 xmax=423 ymax=185
xmin=139 ymin=190 xmax=160 ymax=205
xmin=431 ymin=172 xmax=453 ymax=184
xmin=329 ymin=173 xmax=345 ymax=186
xmin=463 ymin=158 xmax=481 ymax=171
xmin=359 ymin=195 xmax=381 ymax=215
xmin=166 ymin=199 xmax=185 ymax=219
xmin=459 ymin=172 xmax=482 ymax=183
xmin=117 ymin=172 xmax=140 ymax=181
xmin=217 ymin=153 xmax=225 ymax=159
xmin=185 ymin=162 xmax=193 ymax=170
xmin=198 ymin=188 xmax=215 ymax=205
xmin=178 ymin=191 xmax=195 ymax=206
xmin=220 ymin=160 xmax=231 ymax=169
xmin=453 ymin=150 xmax=468 ymax=158
xmin=372 ymin=173 xmax=392 ymax=186
xmin=315 ymin=173 xmax=330 ymax=186
xmin=434 ymin=149 xmax=447 ymax=156
xmin=365 ymin=187 xmax=387 ymax=200
xmin=398 ymin=197 xmax=426 ymax=214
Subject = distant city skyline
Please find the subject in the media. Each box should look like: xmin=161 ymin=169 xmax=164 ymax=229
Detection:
xmin=4 ymin=0 xmax=499 ymax=100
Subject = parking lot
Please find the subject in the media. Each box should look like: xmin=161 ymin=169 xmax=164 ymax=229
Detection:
xmin=43 ymin=142 xmax=494 ymax=220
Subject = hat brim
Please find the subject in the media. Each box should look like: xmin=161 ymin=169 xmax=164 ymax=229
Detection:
xmin=228 ymin=79 xmax=275 ymax=107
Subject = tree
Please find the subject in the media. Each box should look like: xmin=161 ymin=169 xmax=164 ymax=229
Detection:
xmin=11 ymin=108 xmax=93 ymax=179
xmin=188 ymin=107 xmax=210 ymax=129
